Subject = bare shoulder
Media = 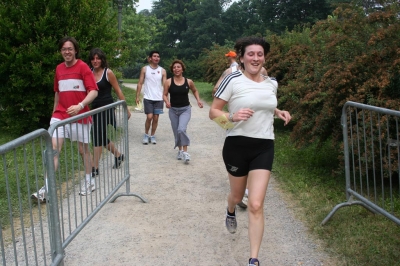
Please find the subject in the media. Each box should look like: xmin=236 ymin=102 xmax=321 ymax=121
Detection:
xmin=106 ymin=68 xmax=115 ymax=75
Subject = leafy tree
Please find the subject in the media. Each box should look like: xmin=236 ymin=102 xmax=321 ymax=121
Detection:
xmin=119 ymin=7 xmax=165 ymax=78
xmin=180 ymin=0 xmax=228 ymax=59
xmin=221 ymin=0 xmax=265 ymax=41
xmin=0 ymin=0 xmax=119 ymax=134
xmin=254 ymin=0 xmax=333 ymax=34
xmin=151 ymin=0 xmax=197 ymax=59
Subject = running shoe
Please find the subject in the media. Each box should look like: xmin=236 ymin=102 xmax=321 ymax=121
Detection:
xmin=237 ymin=201 xmax=247 ymax=209
xmin=177 ymin=150 xmax=184 ymax=160
xmin=225 ymin=208 xmax=237 ymax=234
xmin=150 ymin=135 xmax=157 ymax=144
xmin=92 ymin=167 xmax=99 ymax=177
xmin=113 ymin=154 xmax=124 ymax=169
xmin=183 ymin=152 xmax=190 ymax=164
xmin=142 ymin=134 xmax=149 ymax=145
xmin=238 ymin=194 xmax=248 ymax=209
xmin=248 ymin=258 xmax=260 ymax=266
xmin=79 ymin=180 xmax=95 ymax=196
xmin=31 ymin=186 xmax=46 ymax=203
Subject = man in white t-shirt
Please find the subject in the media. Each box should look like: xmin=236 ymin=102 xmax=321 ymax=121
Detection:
xmin=136 ymin=50 xmax=167 ymax=144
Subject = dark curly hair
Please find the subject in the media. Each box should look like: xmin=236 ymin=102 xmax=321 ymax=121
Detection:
xmin=169 ymin=59 xmax=186 ymax=73
xmin=234 ymin=36 xmax=270 ymax=70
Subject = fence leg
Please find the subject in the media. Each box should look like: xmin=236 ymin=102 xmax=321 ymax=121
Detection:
xmin=109 ymin=174 xmax=147 ymax=203
xmin=44 ymin=146 xmax=65 ymax=266
xmin=321 ymin=195 xmax=377 ymax=226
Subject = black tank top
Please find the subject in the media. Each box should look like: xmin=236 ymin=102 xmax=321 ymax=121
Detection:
xmin=169 ymin=77 xmax=190 ymax=108
xmin=91 ymin=68 xmax=114 ymax=108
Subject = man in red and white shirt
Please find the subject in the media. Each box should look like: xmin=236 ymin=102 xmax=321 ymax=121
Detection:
xmin=31 ymin=36 xmax=98 ymax=202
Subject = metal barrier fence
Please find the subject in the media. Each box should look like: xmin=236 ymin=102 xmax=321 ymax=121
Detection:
xmin=322 ymin=101 xmax=400 ymax=225
xmin=0 ymin=101 xmax=146 ymax=265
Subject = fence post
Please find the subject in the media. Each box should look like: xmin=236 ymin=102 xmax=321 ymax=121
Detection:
xmin=44 ymin=139 xmax=64 ymax=265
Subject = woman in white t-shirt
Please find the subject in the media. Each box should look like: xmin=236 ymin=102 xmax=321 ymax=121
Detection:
xmin=209 ymin=36 xmax=291 ymax=266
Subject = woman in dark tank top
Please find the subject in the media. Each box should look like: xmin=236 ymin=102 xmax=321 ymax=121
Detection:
xmin=163 ymin=59 xmax=203 ymax=164
xmin=88 ymin=48 xmax=131 ymax=176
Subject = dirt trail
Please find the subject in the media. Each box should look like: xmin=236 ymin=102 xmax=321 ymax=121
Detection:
xmin=63 ymin=83 xmax=334 ymax=265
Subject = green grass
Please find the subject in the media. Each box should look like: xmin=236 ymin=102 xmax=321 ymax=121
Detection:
xmin=193 ymin=81 xmax=214 ymax=104
xmin=120 ymin=85 xmax=136 ymax=106
xmin=0 ymin=124 xmax=125 ymax=229
xmin=121 ymin=78 xmax=139 ymax=84
xmin=273 ymin=119 xmax=400 ymax=266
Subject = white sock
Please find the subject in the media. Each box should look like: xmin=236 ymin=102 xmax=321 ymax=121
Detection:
xmin=245 ymin=189 xmax=249 ymax=196
xmin=85 ymin=174 xmax=91 ymax=182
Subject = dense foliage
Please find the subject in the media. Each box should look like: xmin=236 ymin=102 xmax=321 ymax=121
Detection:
xmin=267 ymin=1 xmax=400 ymax=148
xmin=0 ymin=0 xmax=119 ymax=134
xmin=1 ymin=0 xmax=396 ymax=148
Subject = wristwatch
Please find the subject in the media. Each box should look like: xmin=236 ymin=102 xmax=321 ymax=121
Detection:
xmin=229 ymin=113 xmax=234 ymax=122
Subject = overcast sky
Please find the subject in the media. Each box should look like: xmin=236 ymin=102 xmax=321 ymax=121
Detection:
xmin=136 ymin=0 xmax=153 ymax=12
xmin=136 ymin=0 xmax=238 ymax=12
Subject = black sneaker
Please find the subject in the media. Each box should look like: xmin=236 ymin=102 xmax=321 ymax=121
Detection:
xmin=92 ymin=167 xmax=99 ymax=178
xmin=248 ymin=258 xmax=260 ymax=266
xmin=113 ymin=154 xmax=124 ymax=169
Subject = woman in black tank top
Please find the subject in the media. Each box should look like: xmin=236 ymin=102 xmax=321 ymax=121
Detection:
xmin=163 ymin=59 xmax=203 ymax=164
xmin=88 ymin=48 xmax=131 ymax=176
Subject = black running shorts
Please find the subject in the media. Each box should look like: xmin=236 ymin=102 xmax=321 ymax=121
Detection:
xmin=222 ymin=136 xmax=274 ymax=177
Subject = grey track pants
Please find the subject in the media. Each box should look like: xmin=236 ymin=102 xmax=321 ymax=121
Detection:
xmin=169 ymin=105 xmax=191 ymax=148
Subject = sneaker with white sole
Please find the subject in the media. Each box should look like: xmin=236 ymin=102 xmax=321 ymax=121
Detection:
xmin=248 ymin=258 xmax=260 ymax=266
xmin=142 ymin=134 xmax=149 ymax=145
xmin=31 ymin=186 xmax=47 ymax=203
xmin=79 ymin=180 xmax=95 ymax=196
xmin=225 ymin=208 xmax=237 ymax=234
xmin=183 ymin=152 xmax=190 ymax=164
xmin=238 ymin=194 xmax=248 ymax=209
xmin=150 ymin=135 xmax=157 ymax=144
xmin=113 ymin=154 xmax=124 ymax=169
xmin=177 ymin=150 xmax=184 ymax=160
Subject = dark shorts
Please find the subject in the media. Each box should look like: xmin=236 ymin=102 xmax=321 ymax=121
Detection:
xmin=92 ymin=108 xmax=116 ymax=147
xmin=222 ymin=136 xmax=274 ymax=177
xmin=143 ymin=99 xmax=164 ymax=115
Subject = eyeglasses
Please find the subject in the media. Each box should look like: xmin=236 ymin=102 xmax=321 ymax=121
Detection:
xmin=61 ymin=47 xmax=74 ymax=52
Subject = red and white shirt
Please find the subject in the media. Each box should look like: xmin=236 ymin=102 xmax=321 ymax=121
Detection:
xmin=53 ymin=59 xmax=98 ymax=124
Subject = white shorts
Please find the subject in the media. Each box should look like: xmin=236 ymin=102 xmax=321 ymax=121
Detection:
xmin=50 ymin=118 xmax=91 ymax=143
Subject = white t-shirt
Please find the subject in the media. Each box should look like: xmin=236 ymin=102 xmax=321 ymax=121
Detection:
xmin=230 ymin=62 xmax=239 ymax=68
xmin=143 ymin=65 xmax=164 ymax=101
xmin=215 ymin=71 xmax=278 ymax=139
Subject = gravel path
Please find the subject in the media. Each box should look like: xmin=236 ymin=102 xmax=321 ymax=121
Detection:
xmin=62 ymin=84 xmax=335 ymax=265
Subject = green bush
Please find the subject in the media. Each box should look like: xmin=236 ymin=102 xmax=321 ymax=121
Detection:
xmin=267 ymin=2 xmax=400 ymax=151
xmin=0 ymin=0 xmax=119 ymax=135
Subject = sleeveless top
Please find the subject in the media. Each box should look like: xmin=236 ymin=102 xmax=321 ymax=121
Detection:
xmin=91 ymin=68 xmax=113 ymax=108
xmin=143 ymin=65 xmax=163 ymax=101
xmin=169 ymin=77 xmax=190 ymax=108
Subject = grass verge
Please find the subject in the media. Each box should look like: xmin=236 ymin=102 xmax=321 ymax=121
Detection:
xmin=273 ymin=119 xmax=400 ymax=266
